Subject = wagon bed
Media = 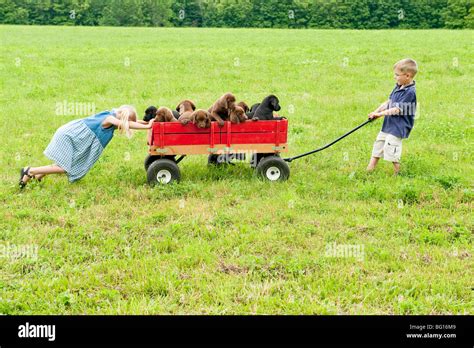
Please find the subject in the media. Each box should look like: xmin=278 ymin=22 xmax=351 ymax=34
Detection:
xmin=147 ymin=119 xmax=288 ymax=156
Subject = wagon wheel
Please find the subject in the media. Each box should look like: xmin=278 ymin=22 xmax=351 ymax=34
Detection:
xmin=144 ymin=155 xmax=175 ymax=171
xmin=144 ymin=155 xmax=158 ymax=171
xmin=147 ymin=159 xmax=181 ymax=185
xmin=208 ymin=153 xmax=246 ymax=165
xmin=207 ymin=154 xmax=220 ymax=165
xmin=208 ymin=154 xmax=234 ymax=166
xmin=255 ymin=155 xmax=290 ymax=181
xmin=250 ymin=153 xmax=276 ymax=168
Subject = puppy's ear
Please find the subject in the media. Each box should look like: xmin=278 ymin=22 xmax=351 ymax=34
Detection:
xmin=274 ymin=98 xmax=281 ymax=111
xmin=240 ymin=102 xmax=249 ymax=113
xmin=154 ymin=112 xmax=162 ymax=122
xmin=190 ymin=101 xmax=196 ymax=111
xmin=223 ymin=93 xmax=235 ymax=109
xmin=176 ymin=103 xmax=181 ymax=112
xmin=271 ymin=97 xmax=279 ymax=110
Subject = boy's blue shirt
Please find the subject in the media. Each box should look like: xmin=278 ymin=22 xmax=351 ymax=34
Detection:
xmin=382 ymin=81 xmax=417 ymax=139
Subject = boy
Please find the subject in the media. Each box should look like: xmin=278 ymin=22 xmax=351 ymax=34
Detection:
xmin=366 ymin=58 xmax=418 ymax=175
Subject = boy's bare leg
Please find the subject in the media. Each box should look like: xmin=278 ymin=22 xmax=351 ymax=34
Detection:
xmin=393 ymin=162 xmax=400 ymax=175
xmin=366 ymin=157 xmax=380 ymax=171
xmin=22 ymin=165 xmax=66 ymax=183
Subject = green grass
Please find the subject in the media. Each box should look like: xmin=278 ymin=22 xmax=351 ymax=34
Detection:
xmin=0 ymin=25 xmax=472 ymax=314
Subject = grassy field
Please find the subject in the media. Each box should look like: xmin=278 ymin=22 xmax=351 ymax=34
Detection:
xmin=0 ymin=25 xmax=472 ymax=314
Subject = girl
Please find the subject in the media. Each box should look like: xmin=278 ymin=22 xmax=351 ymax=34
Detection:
xmin=19 ymin=105 xmax=152 ymax=188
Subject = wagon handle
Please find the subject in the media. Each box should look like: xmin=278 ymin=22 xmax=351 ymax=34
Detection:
xmin=283 ymin=118 xmax=374 ymax=163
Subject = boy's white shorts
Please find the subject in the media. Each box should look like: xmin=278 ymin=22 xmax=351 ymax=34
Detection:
xmin=371 ymin=131 xmax=403 ymax=163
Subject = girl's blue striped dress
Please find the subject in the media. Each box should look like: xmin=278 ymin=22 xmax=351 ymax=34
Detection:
xmin=44 ymin=110 xmax=117 ymax=182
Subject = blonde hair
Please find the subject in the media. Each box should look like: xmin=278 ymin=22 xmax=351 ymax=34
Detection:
xmin=115 ymin=105 xmax=137 ymax=139
xmin=394 ymin=58 xmax=418 ymax=77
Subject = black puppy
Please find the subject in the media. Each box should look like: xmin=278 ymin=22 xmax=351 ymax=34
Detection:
xmin=143 ymin=106 xmax=157 ymax=122
xmin=247 ymin=103 xmax=260 ymax=118
xmin=246 ymin=95 xmax=284 ymax=120
xmin=144 ymin=106 xmax=180 ymax=121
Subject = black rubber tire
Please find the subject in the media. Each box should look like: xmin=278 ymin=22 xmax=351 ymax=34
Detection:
xmin=208 ymin=154 xmax=221 ymax=165
xmin=208 ymin=154 xmax=237 ymax=165
xmin=255 ymin=155 xmax=290 ymax=181
xmin=147 ymin=159 xmax=181 ymax=185
xmin=250 ymin=153 xmax=276 ymax=168
xmin=145 ymin=155 xmax=176 ymax=171
xmin=144 ymin=155 xmax=159 ymax=171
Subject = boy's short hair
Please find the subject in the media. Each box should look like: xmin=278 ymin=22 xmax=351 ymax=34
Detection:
xmin=394 ymin=58 xmax=418 ymax=76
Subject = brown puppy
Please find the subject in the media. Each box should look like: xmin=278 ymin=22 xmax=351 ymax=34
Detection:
xmin=237 ymin=101 xmax=249 ymax=113
xmin=208 ymin=92 xmax=236 ymax=126
xmin=229 ymin=105 xmax=248 ymax=124
xmin=154 ymin=107 xmax=176 ymax=122
xmin=191 ymin=109 xmax=211 ymax=129
xmin=177 ymin=100 xmax=196 ymax=125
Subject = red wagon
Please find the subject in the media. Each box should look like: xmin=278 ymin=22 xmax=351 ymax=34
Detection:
xmin=145 ymin=119 xmax=290 ymax=184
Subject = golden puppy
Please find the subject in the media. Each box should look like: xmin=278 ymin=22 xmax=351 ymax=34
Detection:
xmin=237 ymin=101 xmax=249 ymax=113
xmin=229 ymin=105 xmax=248 ymax=124
xmin=190 ymin=109 xmax=211 ymax=129
xmin=208 ymin=92 xmax=236 ymax=126
xmin=177 ymin=100 xmax=197 ymax=125
xmin=154 ymin=107 xmax=176 ymax=122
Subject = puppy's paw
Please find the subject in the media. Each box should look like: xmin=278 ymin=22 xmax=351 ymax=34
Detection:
xmin=218 ymin=121 xmax=225 ymax=127
xmin=252 ymin=117 xmax=259 ymax=121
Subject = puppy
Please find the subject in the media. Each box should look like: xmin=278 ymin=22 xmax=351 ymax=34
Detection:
xmin=237 ymin=101 xmax=249 ymax=113
xmin=172 ymin=110 xmax=180 ymax=119
xmin=246 ymin=103 xmax=260 ymax=119
xmin=176 ymin=99 xmax=196 ymax=125
xmin=190 ymin=109 xmax=211 ymax=129
xmin=247 ymin=95 xmax=283 ymax=120
xmin=176 ymin=100 xmax=196 ymax=115
xmin=143 ymin=106 xmax=158 ymax=122
xmin=154 ymin=107 xmax=176 ymax=122
xmin=229 ymin=105 xmax=248 ymax=124
xmin=208 ymin=92 xmax=236 ymax=126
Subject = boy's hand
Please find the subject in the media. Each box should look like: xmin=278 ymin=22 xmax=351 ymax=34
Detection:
xmin=148 ymin=120 xmax=154 ymax=129
xmin=368 ymin=111 xmax=383 ymax=119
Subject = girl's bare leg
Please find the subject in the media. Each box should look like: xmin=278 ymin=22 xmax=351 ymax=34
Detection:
xmin=22 ymin=164 xmax=66 ymax=184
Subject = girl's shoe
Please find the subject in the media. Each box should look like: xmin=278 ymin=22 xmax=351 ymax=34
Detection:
xmin=19 ymin=167 xmax=33 ymax=189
